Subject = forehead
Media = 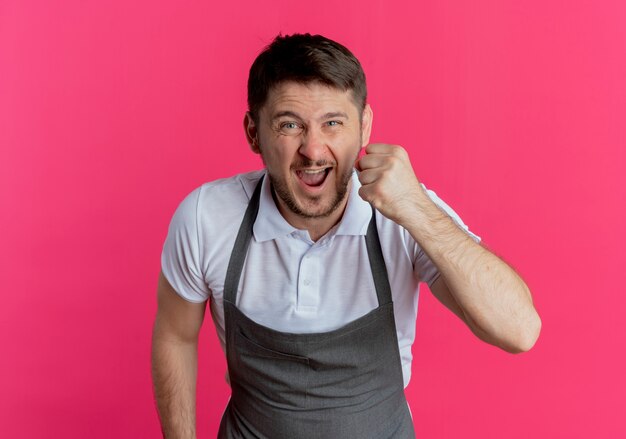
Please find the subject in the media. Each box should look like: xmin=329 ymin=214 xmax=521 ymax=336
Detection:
xmin=262 ymin=81 xmax=359 ymax=118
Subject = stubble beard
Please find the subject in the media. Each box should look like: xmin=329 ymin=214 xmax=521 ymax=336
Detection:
xmin=267 ymin=151 xmax=359 ymax=219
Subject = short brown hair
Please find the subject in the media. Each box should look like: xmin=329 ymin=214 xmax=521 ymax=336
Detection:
xmin=247 ymin=33 xmax=367 ymax=122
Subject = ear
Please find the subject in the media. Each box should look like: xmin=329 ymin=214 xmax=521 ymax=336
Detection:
xmin=360 ymin=104 xmax=373 ymax=147
xmin=244 ymin=112 xmax=261 ymax=154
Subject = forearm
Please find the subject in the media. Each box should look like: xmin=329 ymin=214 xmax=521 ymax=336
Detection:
xmin=356 ymin=143 xmax=540 ymax=351
xmin=406 ymin=190 xmax=541 ymax=352
xmin=151 ymin=326 xmax=198 ymax=439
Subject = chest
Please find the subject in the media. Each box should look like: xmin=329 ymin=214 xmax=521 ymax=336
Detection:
xmin=206 ymin=232 xmax=416 ymax=334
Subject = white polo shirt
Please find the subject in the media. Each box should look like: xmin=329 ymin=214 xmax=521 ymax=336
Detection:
xmin=161 ymin=169 xmax=479 ymax=387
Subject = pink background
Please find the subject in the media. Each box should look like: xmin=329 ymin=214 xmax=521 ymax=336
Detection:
xmin=1 ymin=0 xmax=625 ymax=437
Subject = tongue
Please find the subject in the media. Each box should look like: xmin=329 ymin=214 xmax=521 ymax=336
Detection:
xmin=299 ymin=170 xmax=327 ymax=186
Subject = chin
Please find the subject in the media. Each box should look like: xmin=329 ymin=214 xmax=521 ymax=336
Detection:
xmin=298 ymin=203 xmax=338 ymax=219
xmin=294 ymin=190 xmax=348 ymax=219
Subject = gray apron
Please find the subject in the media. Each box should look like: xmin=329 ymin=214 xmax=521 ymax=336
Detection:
xmin=218 ymin=176 xmax=415 ymax=439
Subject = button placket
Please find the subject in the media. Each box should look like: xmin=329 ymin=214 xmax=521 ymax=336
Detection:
xmin=297 ymin=249 xmax=320 ymax=310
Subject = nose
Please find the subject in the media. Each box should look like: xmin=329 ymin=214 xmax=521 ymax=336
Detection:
xmin=298 ymin=128 xmax=328 ymax=162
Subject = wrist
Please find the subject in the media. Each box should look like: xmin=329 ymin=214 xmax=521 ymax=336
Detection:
xmin=403 ymin=191 xmax=465 ymax=247
xmin=397 ymin=185 xmax=440 ymax=230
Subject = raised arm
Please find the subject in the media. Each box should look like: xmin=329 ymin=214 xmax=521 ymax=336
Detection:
xmin=152 ymin=271 xmax=207 ymax=438
xmin=356 ymin=143 xmax=541 ymax=352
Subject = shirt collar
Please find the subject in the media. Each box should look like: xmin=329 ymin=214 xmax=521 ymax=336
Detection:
xmin=334 ymin=171 xmax=372 ymax=236
xmin=253 ymin=170 xmax=372 ymax=242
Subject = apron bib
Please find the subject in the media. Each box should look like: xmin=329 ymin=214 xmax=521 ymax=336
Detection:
xmin=218 ymin=176 xmax=415 ymax=439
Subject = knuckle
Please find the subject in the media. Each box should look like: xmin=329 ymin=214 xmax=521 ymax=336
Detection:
xmin=393 ymin=145 xmax=407 ymax=157
xmin=372 ymin=186 xmax=384 ymax=199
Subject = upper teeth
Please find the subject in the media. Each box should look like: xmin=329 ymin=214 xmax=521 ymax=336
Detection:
xmin=303 ymin=169 xmax=326 ymax=174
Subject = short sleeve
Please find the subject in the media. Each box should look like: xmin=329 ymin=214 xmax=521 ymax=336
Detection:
xmin=161 ymin=187 xmax=210 ymax=303
xmin=414 ymin=184 xmax=481 ymax=288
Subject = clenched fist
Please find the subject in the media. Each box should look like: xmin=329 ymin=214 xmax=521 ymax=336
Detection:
xmin=355 ymin=143 xmax=426 ymax=226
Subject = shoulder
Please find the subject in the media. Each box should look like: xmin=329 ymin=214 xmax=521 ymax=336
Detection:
xmin=196 ymin=170 xmax=264 ymax=207
xmin=165 ymin=170 xmax=265 ymax=252
xmin=178 ymin=170 xmax=263 ymax=223
xmin=169 ymin=170 xmax=264 ymax=227
xmin=193 ymin=170 xmax=265 ymax=258
xmin=191 ymin=170 xmax=264 ymax=233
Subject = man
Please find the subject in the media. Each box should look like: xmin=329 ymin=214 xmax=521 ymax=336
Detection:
xmin=152 ymin=33 xmax=541 ymax=439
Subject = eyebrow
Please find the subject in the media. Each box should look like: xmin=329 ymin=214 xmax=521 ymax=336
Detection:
xmin=321 ymin=112 xmax=349 ymax=120
xmin=271 ymin=111 xmax=350 ymax=123
xmin=272 ymin=111 xmax=302 ymax=122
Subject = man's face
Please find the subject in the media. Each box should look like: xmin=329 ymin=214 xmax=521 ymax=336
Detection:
xmin=245 ymin=81 xmax=372 ymax=221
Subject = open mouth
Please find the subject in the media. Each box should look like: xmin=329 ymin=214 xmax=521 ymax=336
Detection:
xmin=295 ymin=167 xmax=331 ymax=188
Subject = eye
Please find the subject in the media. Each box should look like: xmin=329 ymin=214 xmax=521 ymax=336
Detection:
xmin=277 ymin=121 xmax=305 ymax=136
xmin=280 ymin=121 xmax=301 ymax=130
xmin=326 ymin=120 xmax=343 ymax=127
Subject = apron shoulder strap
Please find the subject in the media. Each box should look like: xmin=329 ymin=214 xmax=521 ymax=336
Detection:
xmin=223 ymin=175 xmax=264 ymax=304
xmin=365 ymin=207 xmax=394 ymax=306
